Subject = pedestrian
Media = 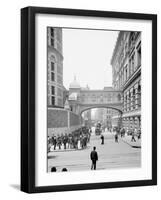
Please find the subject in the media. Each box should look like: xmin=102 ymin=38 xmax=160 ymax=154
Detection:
xmin=57 ymin=136 xmax=62 ymax=149
xmin=131 ymin=130 xmax=136 ymax=142
xmin=90 ymin=146 xmax=98 ymax=170
xmin=137 ymin=128 xmax=141 ymax=139
xmin=52 ymin=135 xmax=57 ymax=150
xmin=63 ymin=135 xmax=67 ymax=150
xmin=115 ymin=133 xmax=118 ymax=143
xmin=100 ymin=134 xmax=104 ymax=145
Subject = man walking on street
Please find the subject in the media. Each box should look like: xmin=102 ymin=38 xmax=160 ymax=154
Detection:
xmin=131 ymin=129 xmax=136 ymax=142
xmin=100 ymin=134 xmax=104 ymax=145
xmin=52 ymin=135 xmax=57 ymax=150
xmin=90 ymin=146 xmax=98 ymax=170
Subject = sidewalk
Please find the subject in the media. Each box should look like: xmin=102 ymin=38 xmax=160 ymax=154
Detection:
xmin=119 ymin=135 xmax=141 ymax=148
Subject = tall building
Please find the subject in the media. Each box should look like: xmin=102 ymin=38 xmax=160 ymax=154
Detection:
xmin=111 ymin=31 xmax=141 ymax=130
xmin=47 ymin=27 xmax=64 ymax=107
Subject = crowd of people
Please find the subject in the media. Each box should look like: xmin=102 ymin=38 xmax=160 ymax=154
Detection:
xmin=48 ymin=126 xmax=91 ymax=152
xmin=113 ymin=127 xmax=141 ymax=142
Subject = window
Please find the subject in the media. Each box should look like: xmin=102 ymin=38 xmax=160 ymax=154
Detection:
xmin=133 ymin=89 xmax=136 ymax=109
xmin=131 ymin=53 xmax=135 ymax=73
xmin=51 ymin=28 xmax=54 ymax=37
xmin=51 ymin=86 xmax=55 ymax=95
xmin=51 ymin=38 xmax=54 ymax=46
xmin=137 ymin=46 xmax=141 ymax=67
xmin=129 ymin=60 xmax=131 ymax=76
xmin=51 ymin=62 xmax=55 ymax=71
xmin=129 ymin=93 xmax=131 ymax=110
xmin=51 ymin=96 xmax=55 ymax=106
xmin=126 ymin=68 xmax=128 ymax=80
xmin=138 ymin=85 xmax=141 ymax=107
xmin=51 ymin=72 xmax=55 ymax=81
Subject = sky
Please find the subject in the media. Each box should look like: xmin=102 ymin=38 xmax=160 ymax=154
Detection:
xmin=62 ymin=28 xmax=119 ymax=90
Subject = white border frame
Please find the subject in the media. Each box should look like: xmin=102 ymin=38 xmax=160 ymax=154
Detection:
xmin=35 ymin=14 xmax=152 ymax=187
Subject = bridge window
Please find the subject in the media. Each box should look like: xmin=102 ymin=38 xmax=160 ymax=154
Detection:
xmin=117 ymin=93 xmax=121 ymax=101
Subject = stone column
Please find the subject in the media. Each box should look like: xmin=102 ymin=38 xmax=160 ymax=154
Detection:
xmin=126 ymin=117 xmax=129 ymax=130
xmin=127 ymin=91 xmax=130 ymax=111
xmin=124 ymin=93 xmax=126 ymax=112
xmin=130 ymin=117 xmax=134 ymax=129
xmin=133 ymin=117 xmax=135 ymax=129
xmin=124 ymin=118 xmax=126 ymax=129
xmin=130 ymin=88 xmax=134 ymax=111
xmin=134 ymin=83 xmax=139 ymax=109
xmin=139 ymin=116 xmax=141 ymax=129
xmin=134 ymin=116 xmax=137 ymax=129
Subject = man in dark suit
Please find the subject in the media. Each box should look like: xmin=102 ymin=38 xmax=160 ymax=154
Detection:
xmin=90 ymin=146 xmax=98 ymax=170
xmin=100 ymin=134 xmax=104 ymax=145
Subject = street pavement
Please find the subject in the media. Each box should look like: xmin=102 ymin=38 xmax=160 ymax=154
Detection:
xmin=48 ymin=131 xmax=141 ymax=172
xmin=119 ymin=135 xmax=141 ymax=148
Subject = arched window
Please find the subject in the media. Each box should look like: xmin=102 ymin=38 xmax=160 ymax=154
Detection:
xmin=129 ymin=92 xmax=131 ymax=110
xmin=50 ymin=55 xmax=56 ymax=79
xmin=138 ymin=85 xmax=141 ymax=107
xmin=133 ymin=89 xmax=136 ymax=109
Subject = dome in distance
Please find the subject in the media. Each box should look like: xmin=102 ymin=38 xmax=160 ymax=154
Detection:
xmin=69 ymin=76 xmax=80 ymax=88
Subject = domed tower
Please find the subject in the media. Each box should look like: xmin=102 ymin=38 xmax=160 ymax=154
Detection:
xmin=69 ymin=76 xmax=81 ymax=94
xmin=68 ymin=76 xmax=81 ymax=114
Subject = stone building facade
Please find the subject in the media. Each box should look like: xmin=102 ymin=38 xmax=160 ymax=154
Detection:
xmin=111 ymin=31 xmax=141 ymax=131
xmin=48 ymin=107 xmax=82 ymax=136
xmin=47 ymin=27 xmax=64 ymax=107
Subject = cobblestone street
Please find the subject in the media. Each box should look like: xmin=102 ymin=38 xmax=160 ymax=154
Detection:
xmin=48 ymin=131 xmax=141 ymax=172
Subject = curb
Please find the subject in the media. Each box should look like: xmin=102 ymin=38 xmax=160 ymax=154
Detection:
xmin=120 ymin=137 xmax=141 ymax=148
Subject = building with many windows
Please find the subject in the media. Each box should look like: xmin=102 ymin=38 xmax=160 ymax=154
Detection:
xmin=111 ymin=31 xmax=141 ymax=130
xmin=47 ymin=27 xmax=64 ymax=107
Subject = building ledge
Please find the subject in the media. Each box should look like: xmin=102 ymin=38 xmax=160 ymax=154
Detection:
xmin=122 ymin=109 xmax=141 ymax=118
xmin=123 ymin=66 xmax=141 ymax=90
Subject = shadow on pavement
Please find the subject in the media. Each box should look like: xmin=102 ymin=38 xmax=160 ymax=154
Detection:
xmin=10 ymin=184 xmax=20 ymax=191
